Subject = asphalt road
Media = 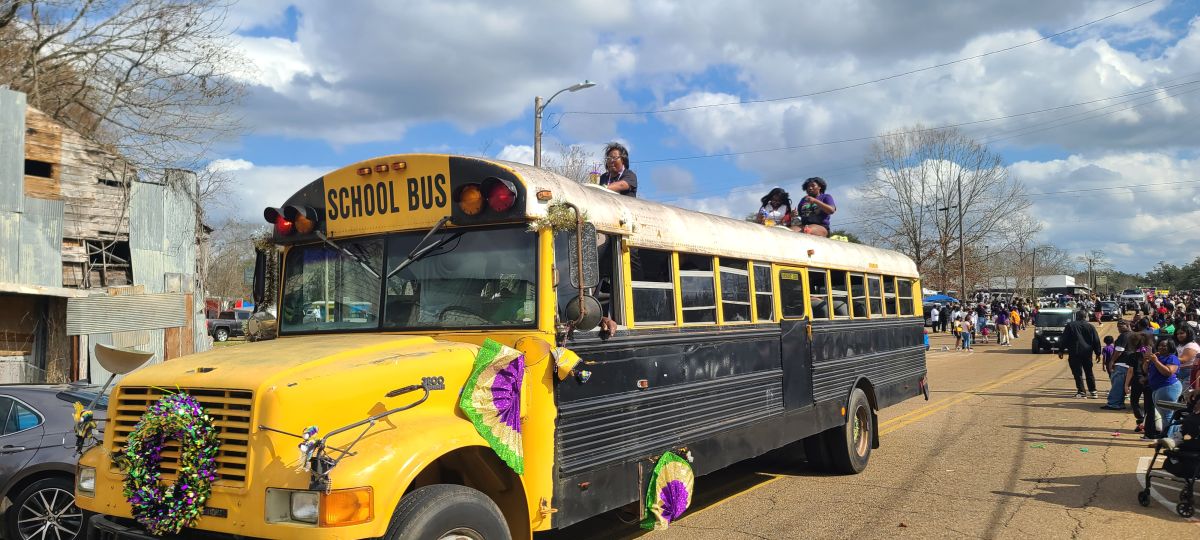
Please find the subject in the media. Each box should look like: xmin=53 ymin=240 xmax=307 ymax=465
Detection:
xmin=540 ymin=322 xmax=1199 ymax=539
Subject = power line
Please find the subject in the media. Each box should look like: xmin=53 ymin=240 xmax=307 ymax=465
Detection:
xmin=562 ymin=0 xmax=1159 ymax=116
xmin=652 ymin=79 xmax=1200 ymax=203
xmin=638 ymin=76 xmax=1200 ymax=165
xmin=830 ymin=178 xmax=1200 ymax=228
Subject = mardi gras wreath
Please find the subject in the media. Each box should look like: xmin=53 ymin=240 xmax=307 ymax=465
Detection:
xmin=121 ymin=392 xmax=220 ymax=536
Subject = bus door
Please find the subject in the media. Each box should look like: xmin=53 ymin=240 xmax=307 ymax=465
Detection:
xmin=777 ymin=267 xmax=815 ymax=411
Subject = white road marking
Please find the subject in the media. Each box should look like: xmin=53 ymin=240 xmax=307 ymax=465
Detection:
xmin=1135 ymin=455 xmax=1199 ymax=523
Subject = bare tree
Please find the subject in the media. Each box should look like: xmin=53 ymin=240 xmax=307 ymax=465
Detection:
xmin=1076 ymin=249 xmax=1112 ymax=290
xmin=202 ymin=217 xmax=263 ymax=300
xmin=0 ymin=0 xmax=245 ymax=180
xmin=545 ymin=143 xmax=602 ymax=184
xmin=859 ymin=125 xmax=1035 ymax=293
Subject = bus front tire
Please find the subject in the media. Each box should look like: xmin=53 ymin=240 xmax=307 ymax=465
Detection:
xmin=825 ymin=388 xmax=873 ymax=474
xmin=382 ymin=484 xmax=511 ymax=540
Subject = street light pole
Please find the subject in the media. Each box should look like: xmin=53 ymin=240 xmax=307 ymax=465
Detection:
xmin=533 ymin=80 xmax=597 ymax=167
xmin=937 ymin=201 xmax=962 ymax=297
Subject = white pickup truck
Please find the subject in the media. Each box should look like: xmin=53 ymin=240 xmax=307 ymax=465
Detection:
xmin=1118 ymin=289 xmax=1145 ymax=311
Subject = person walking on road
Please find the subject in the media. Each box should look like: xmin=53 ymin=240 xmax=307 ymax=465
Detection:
xmin=995 ymin=309 xmax=1010 ymax=346
xmin=930 ymin=305 xmax=940 ymax=333
xmin=1058 ymin=310 xmax=1101 ymax=398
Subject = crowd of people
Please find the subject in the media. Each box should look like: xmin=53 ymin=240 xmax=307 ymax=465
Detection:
xmin=924 ymin=297 xmax=1037 ymax=351
xmin=1088 ymin=292 xmax=1200 ymax=445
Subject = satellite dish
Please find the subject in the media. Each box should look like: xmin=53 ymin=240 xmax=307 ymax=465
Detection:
xmin=93 ymin=343 xmax=154 ymax=375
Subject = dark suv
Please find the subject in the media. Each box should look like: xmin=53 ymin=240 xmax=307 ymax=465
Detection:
xmin=0 ymin=383 xmax=108 ymax=540
xmin=1032 ymin=308 xmax=1074 ymax=353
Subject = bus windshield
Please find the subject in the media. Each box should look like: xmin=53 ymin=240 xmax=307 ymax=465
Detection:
xmin=279 ymin=227 xmax=536 ymax=334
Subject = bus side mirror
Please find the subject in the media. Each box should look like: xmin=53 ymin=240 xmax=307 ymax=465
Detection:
xmin=565 ymin=295 xmax=603 ymax=332
xmin=252 ymin=249 xmax=267 ymax=310
xmin=567 ymin=222 xmax=599 ymax=289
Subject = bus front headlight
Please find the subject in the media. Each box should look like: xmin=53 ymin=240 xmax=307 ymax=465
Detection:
xmin=77 ymin=466 xmax=95 ymax=495
xmin=290 ymin=492 xmax=319 ymax=524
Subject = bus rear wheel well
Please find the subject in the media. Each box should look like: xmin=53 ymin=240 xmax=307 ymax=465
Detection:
xmin=852 ymin=378 xmax=880 ymax=449
xmin=404 ymin=446 xmax=529 ymax=539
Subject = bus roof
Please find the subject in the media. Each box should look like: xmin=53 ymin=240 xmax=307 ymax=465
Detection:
xmin=498 ymin=159 xmax=920 ymax=278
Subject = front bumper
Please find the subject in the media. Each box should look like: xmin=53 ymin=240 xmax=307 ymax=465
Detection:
xmin=87 ymin=514 xmax=263 ymax=540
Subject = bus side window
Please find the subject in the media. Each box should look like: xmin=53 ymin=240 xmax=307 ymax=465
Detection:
xmin=849 ymin=274 xmax=867 ymax=318
xmin=883 ymin=276 xmax=898 ymax=316
xmin=630 ymin=249 xmax=675 ymax=326
xmin=808 ymin=269 xmax=829 ymax=319
xmin=753 ymin=263 xmax=774 ymax=321
xmin=778 ymin=270 xmax=805 ymax=318
xmin=830 ymin=271 xmax=849 ymax=317
xmin=897 ymin=278 xmax=915 ymax=315
xmin=679 ymin=254 xmax=716 ymax=324
xmin=867 ymin=275 xmax=884 ymax=316
xmin=718 ymin=258 xmax=751 ymax=322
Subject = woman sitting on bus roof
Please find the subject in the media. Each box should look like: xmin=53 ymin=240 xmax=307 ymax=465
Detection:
xmin=795 ymin=176 xmax=836 ymax=237
xmin=599 ymin=142 xmax=637 ymax=197
xmin=756 ymin=188 xmax=794 ymax=228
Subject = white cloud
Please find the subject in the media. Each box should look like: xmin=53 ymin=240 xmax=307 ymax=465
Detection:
xmin=496 ymin=145 xmax=534 ymax=165
xmin=1010 ymin=151 xmax=1200 ymax=271
xmin=648 ymin=165 xmax=696 ymax=196
xmin=204 ymin=159 xmax=332 ymax=224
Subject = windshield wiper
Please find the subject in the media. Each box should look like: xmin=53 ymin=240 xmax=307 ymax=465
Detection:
xmin=316 ymin=232 xmax=380 ymax=279
xmin=385 ymin=217 xmax=462 ymax=280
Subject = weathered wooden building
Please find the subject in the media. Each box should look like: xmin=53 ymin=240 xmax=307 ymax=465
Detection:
xmin=0 ymin=88 xmax=210 ymax=384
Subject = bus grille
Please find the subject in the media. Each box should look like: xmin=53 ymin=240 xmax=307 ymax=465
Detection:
xmin=109 ymin=387 xmax=253 ymax=486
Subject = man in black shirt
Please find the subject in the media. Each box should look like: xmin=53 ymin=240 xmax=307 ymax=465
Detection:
xmin=599 ymin=142 xmax=638 ymax=197
xmin=1058 ymin=310 xmax=1101 ymax=398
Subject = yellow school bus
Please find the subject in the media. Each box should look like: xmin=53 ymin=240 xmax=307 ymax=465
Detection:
xmin=76 ymin=154 xmax=927 ymax=539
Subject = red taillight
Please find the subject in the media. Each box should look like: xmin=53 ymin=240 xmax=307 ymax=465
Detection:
xmin=284 ymin=205 xmax=319 ymax=234
xmin=274 ymin=214 xmax=294 ymax=235
xmin=486 ymin=180 xmax=516 ymax=212
xmin=457 ymin=184 xmax=484 ymax=216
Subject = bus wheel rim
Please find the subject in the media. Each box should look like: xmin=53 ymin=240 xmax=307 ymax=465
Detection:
xmin=853 ymin=406 xmax=871 ymax=456
xmin=440 ymin=528 xmax=484 ymax=540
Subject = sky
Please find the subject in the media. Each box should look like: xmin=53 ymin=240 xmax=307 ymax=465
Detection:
xmin=206 ymin=0 xmax=1200 ymax=273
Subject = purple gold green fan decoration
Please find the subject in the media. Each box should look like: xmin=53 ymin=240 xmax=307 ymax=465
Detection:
xmin=641 ymin=451 xmax=694 ymax=530
xmin=459 ymin=338 xmax=526 ymax=474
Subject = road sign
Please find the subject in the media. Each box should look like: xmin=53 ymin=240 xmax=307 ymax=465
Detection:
xmin=1095 ymin=275 xmax=1107 ymax=285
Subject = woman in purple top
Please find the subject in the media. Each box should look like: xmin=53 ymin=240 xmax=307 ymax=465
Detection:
xmin=796 ymin=176 xmax=836 ymax=237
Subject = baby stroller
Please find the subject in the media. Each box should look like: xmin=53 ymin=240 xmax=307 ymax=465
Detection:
xmin=1138 ymin=388 xmax=1200 ymax=517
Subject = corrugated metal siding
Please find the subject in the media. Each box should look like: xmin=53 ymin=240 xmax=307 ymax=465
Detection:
xmin=129 ymin=181 xmax=165 ymax=252
xmin=0 ymin=212 xmax=20 ymax=283
xmin=88 ymin=333 xmax=114 ymax=383
xmin=0 ymin=89 xmax=25 ymax=213
xmin=131 ymin=248 xmax=165 ymax=293
xmin=161 ymin=171 xmax=198 ymax=276
xmin=18 ymin=197 xmax=64 ymax=287
xmin=65 ymin=293 xmax=188 ymax=335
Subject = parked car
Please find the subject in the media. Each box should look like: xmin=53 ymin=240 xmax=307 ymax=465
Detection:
xmin=0 ymin=383 xmax=108 ymax=540
xmin=1031 ymin=308 xmax=1074 ymax=354
xmin=206 ymin=309 xmax=251 ymax=342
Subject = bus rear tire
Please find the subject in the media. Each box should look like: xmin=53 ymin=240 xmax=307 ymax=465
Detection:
xmin=825 ymin=388 xmax=873 ymax=474
xmin=382 ymin=484 xmax=511 ymax=540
